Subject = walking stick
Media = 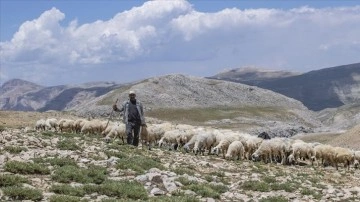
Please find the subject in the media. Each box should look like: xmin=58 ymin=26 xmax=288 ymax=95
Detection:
xmin=103 ymin=99 xmax=118 ymax=139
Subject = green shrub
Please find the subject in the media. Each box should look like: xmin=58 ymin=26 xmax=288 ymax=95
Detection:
xmin=4 ymin=161 xmax=50 ymax=175
xmin=240 ymin=180 xmax=270 ymax=192
xmin=32 ymin=157 xmax=78 ymax=167
xmin=182 ymin=182 xmax=228 ymax=199
xmin=3 ymin=146 xmax=28 ymax=154
xmin=116 ymin=155 xmax=164 ymax=174
xmin=148 ymin=195 xmax=200 ymax=202
xmin=2 ymin=186 xmax=43 ymax=201
xmin=98 ymin=180 xmax=148 ymax=200
xmin=171 ymin=167 xmax=195 ymax=176
xmin=0 ymin=174 xmax=29 ymax=187
xmin=51 ymin=165 xmax=107 ymax=184
xmin=57 ymin=139 xmax=81 ymax=151
xmin=50 ymin=184 xmax=85 ymax=197
xmin=259 ymin=196 xmax=289 ymax=202
xmin=49 ymin=194 xmax=84 ymax=202
xmin=270 ymin=182 xmax=296 ymax=192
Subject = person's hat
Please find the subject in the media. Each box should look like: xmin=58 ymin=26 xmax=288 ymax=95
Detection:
xmin=129 ymin=90 xmax=136 ymax=95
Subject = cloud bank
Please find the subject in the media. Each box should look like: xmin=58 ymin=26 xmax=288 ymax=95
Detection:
xmin=1 ymin=0 xmax=360 ymax=85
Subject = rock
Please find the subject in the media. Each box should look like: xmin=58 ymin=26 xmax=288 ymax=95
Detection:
xmin=150 ymin=188 xmax=165 ymax=196
xmin=162 ymin=178 xmax=178 ymax=193
xmin=184 ymin=190 xmax=196 ymax=196
xmin=135 ymin=175 xmax=148 ymax=183
xmin=149 ymin=168 xmax=162 ymax=173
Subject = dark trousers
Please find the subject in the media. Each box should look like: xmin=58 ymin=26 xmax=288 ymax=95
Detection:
xmin=126 ymin=122 xmax=141 ymax=146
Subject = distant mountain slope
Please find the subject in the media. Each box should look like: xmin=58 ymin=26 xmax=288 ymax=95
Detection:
xmin=210 ymin=63 xmax=360 ymax=111
xmin=211 ymin=67 xmax=300 ymax=85
xmin=0 ymin=79 xmax=120 ymax=111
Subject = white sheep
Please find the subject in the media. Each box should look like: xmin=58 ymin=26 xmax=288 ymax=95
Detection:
xmin=288 ymin=141 xmax=316 ymax=165
xmin=81 ymin=119 xmax=104 ymax=135
xmin=45 ymin=118 xmax=58 ymax=131
xmin=252 ymin=138 xmax=287 ymax=164
xmin=211 ymin=133 xmax=242 ymax=158
xmin=193 ymin=132 xmax=217 ymax=155
xmin=225 ymin=141 xmax=245 ymax=161
xmin=314 ymin=144 xmax=336 ymax=167
xmin=104 ymin=124 xmax=126 ymax=143
xmin=244 ymin=136 xmax=263 ymax=160
xmin=333 ymin=147 xmax=355 ymax=170
xmin=74 ymin=119 xmax=88 ymax=133
xmin=35 ymin=119 xmax=46 ymax=131
xmin=158 ymin=129 xmax=185 ymax=150
xmin=58 ymin=119 xmax=75 ymax=133
xmin=354 ymin=151 xmax=360 ymax=168
xmin=140 ymin=124 xmax=167 ymax=150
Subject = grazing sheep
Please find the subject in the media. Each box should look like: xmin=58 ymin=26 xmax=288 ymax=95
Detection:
xmin=58 ymin=119 xmax=75 ymax=133
xmin=211 ymin=133 xmax=243 ymax=158
xmin=354 ymin=151 xmax=360 ymax=168
xmin=288 ymin=141 xmax=316 ymax=165
xmin=104 ymin=124 xmax=126 ymax=143
xmin=35 ymin=119 xmax=46 ymax=131
xmin=81 ymin=119 xmax=104 ymax=135
xmin=225 ymin=141 xmax=245 ymax=161
xmin=140 ymin=124 xmax=167 ymax=150
xmin=244 ymin=136 xmax=263 ymax=160
xmin=252 ymin=138 xmax=287 ymax=164
xmin=193 ymin=132 xmax=217 ymax=155
xmin=158 ymin=129 xmax=185 ymax=150
xmin=333 ymin=147 xmax=355 ymax=170
xmin=314 ymin=144 xmax=336 ymax=167
xmin=45 ymin=118 xmax=58 ymax=131
xmin=74 ymin=119 xmax=88 ymax=133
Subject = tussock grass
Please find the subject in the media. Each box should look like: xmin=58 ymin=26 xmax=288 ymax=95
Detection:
xmin=241 ymin=180 xmax=271 ymax=192
xmin=0 ymin=174 xmax=29 ymax=187
xmin=49 ymin=194 xmax=86 ymax=202
xmin=51 ymin=165 xmax=107 ymax=184
xmin=82 ymin=180 xmax=148 ymax=200
xmin=259 ymin=196 xmax=289 ymax=202
xmin=3 ymin=146 xmax=28 ymax=154
xmin=116 ymin=155 xmax=164 ymax=174
xmin=4 ymin=161 xmax=50 ymax=175
xmin=148 ymin=195 xmax=200 ymax=202
xmin=2 ymin=186 xmax=43 ymax=201
xmin=50 ymin=184 xmax=85 ymax=197
xmin=171 ymin=167 xmax=195 ymax=176
xmin=57 ymin=139 xmax=81 ymax=151
xmin=182 ymin=182 xmax=228 ymax=199
xmin=32 ymin=157 xmax=78 ymax=167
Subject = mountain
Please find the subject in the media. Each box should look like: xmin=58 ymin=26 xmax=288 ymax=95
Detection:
xmin=0 ymin=79 xmax=120 ymax=111
xmin=212 ymin=67 xmax=300 ymax=85
xmin=210 ymin=63 xmax=360 ymax=111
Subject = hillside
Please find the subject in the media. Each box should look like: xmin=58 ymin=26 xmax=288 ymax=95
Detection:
xmin=0 ymin=80 xmax=120 ymax=111
xmin=71 ymin=74 xmax=320 ymax=135
xmin=210 ymin=63 xmax=360 ymax=111
xmin=0 ymin=120 xmax=359 ymax=201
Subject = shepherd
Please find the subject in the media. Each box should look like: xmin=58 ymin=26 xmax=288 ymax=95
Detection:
xmin=112 ymin=90 xmax=146 ymax=147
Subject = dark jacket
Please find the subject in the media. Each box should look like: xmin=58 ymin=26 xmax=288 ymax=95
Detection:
xmin=116 ymin=100 xmax=145 ymax=125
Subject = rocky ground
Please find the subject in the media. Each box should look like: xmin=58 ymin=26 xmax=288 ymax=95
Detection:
xmin=1 ymin=127 xmax=360 ymax=202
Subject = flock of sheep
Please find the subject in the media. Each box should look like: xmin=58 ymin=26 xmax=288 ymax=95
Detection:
xmin=35 ymin=118 xmax=360 ymax=170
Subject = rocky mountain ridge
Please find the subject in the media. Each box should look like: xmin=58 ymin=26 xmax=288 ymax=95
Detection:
xmin=210 ymin=63 xmax=360 ymax=111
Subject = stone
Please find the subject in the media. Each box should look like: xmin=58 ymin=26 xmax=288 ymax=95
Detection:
xmin=150 ymin=188 xmax=165 ymax=196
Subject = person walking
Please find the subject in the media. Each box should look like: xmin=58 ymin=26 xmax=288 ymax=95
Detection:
xmin=112 ymin=90 xmax=146 ymax=146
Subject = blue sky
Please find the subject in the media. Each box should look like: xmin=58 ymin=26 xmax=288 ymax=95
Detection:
xmin=1 ymin=0 xmax=360 ymax=86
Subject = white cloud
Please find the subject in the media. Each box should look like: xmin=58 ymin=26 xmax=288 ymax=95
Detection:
xmin=1 ymin=0 xmax=359 ymax=85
